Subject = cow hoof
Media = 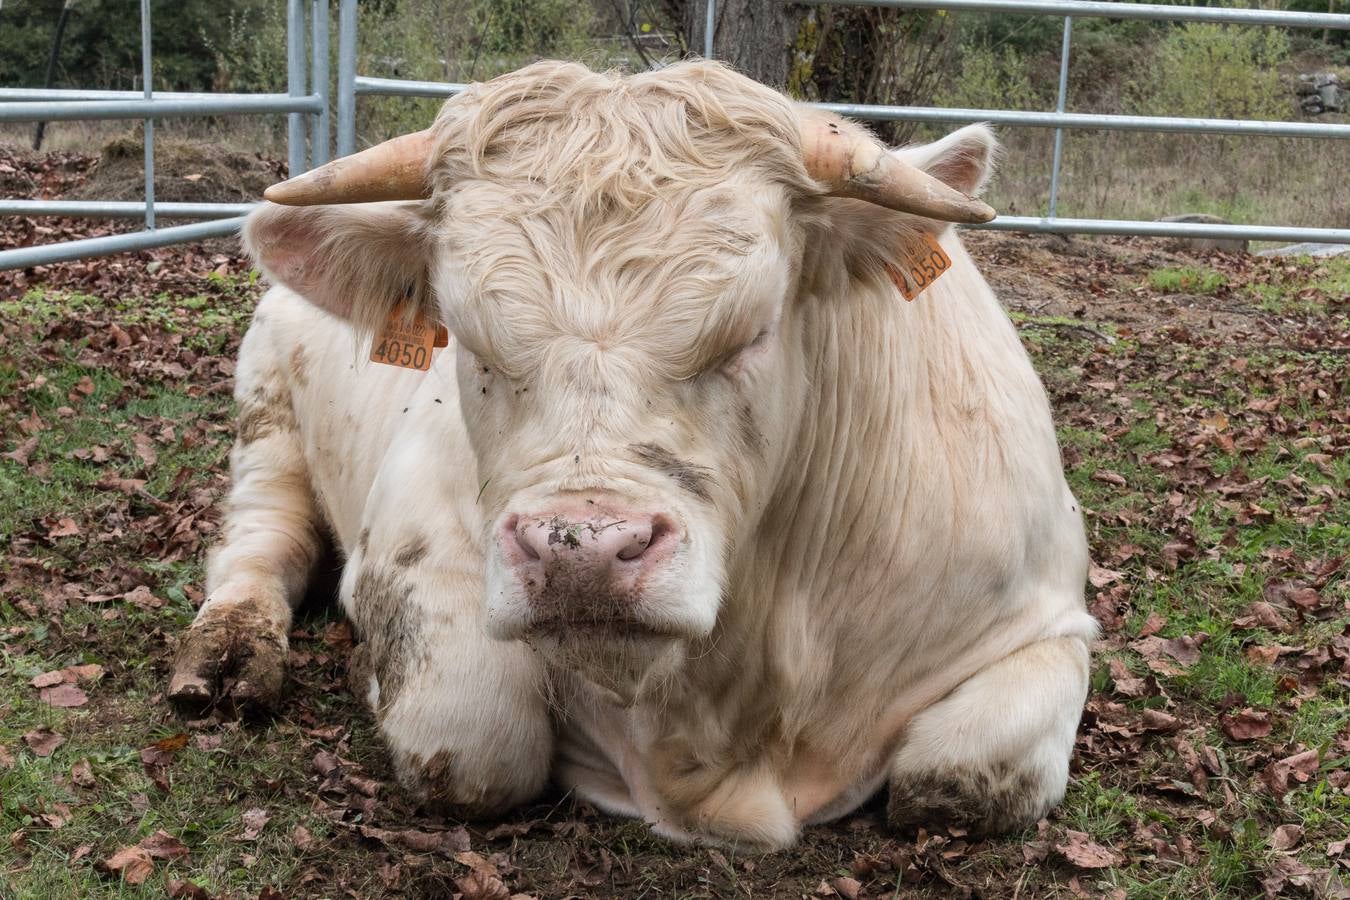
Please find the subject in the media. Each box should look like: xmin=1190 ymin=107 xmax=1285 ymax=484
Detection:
xmin=887 ymin=766 xmax=1048 ymax=836
xmin=168 ymin=604 xmax=288 ymax=719
xmin=393 ymin=747 xmax=539 ymax=821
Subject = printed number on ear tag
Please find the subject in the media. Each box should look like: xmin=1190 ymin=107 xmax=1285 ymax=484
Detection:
xmin=883 ymin=232 xmax=952 ymax=301
xmin=370 ymin=305 xmax=450 ymax=372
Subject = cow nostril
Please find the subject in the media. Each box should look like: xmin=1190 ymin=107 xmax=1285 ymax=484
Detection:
xmin=616 ymin=515 xmax=674 ymax=562
xmin=616 ymin=535 xmax=647 ymax=562
xmin=506 ymin=515 xmax=540 ymax=561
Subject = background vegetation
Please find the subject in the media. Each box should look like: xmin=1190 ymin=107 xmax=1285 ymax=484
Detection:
xmin=2 ymin=0 xmax=1347 ymax=228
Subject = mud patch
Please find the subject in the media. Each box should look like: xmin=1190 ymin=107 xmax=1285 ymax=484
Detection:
xmin=236 ymin=384 xmax=298 ymax=445
xmin=350 ymin=565 xmax=420 ymax=717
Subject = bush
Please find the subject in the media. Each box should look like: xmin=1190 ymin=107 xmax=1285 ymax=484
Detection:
xmin=1127 ymin=22 xmax=1291 ymax=121
xmin=934 ymin=42 xmax=1046 ymax=111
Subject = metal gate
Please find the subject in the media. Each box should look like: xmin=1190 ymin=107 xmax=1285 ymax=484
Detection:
xmin=2 ymin=0 xmax=1348 ymax=272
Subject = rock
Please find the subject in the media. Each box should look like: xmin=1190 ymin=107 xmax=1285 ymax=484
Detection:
xmin=1157 ymin=213 xmax=1248 ymax=255
xmin=1256 ymin=242 xmax=1350 ymax=259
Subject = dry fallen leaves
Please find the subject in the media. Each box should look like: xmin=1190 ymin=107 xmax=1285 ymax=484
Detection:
xmin=240 ymin=807 xmax=271 ymax=841
xmin=1055 ymin=830 xmax=1123 ymax=869
xmin=98 ymin=845 xmax=154 ymax=885
xmin=22 ymin=727 xmax=65 ymax=757
xmin=1221 ymin=708 xmax=1273 ymax=741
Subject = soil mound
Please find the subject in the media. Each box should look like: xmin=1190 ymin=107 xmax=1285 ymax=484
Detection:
xmin=69 ymin=133 xmax=284 ymax=204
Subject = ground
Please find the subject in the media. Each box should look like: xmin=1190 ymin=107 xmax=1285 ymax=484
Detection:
xmin=1 ymin=146 xmax=1349 ymax=899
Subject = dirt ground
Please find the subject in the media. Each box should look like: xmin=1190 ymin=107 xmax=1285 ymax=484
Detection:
xmin=1 ymin=143 xmax=1348 ymax=899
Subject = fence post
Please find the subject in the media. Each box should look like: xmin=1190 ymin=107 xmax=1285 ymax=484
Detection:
xmin=704 ymin=0 xmax=716 ymax=58
xmin=287 ymin=0 xmax=309 ymax=177
xmin=1047 ymin=15 xmax=1073 ymax=218
xmin=311 ymin=0 xmax=330 ymax=166
xmin=337 ymin=0 xmax=358 ymax=157
xmin=141 ymin=0 xmax=155 ymax=230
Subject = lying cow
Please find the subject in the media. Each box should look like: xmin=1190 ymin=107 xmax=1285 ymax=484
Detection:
xmin=169 ymin=59 xmax=1094 ymax=848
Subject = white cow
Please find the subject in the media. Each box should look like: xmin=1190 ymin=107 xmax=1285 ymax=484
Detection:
xmin=169 ymin=60 xmax=1094 ymax=849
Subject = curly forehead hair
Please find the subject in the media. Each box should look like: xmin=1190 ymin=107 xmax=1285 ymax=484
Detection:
xmin=427 ymin=60 xmax=822 ymax=214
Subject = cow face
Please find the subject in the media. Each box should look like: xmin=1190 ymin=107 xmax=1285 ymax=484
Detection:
xmin=244 ymin=61 xmax=996 ymax=702
xmin=435 ymin=175 xmax=806 ymax=699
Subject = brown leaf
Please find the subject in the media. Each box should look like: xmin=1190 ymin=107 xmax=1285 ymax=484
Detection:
xmin=1270 ymin=824 xmax=1304 ymax=851
xmin=46 ymin=517 xmax=81 ymax=539
xmin=0 ymin=745 xmax=15 ymax=769
xmin=1055 ymin=830 xmax=1123 ymax=869
xmin=99 ymin=845 xmax=154 ymax=884
xmin=153 ymin=733 xmax=189 ymax=753
xmin=1221 ymin=708 xmax=1272 ymax=741
xmin=1092 ymin=470 xmax=1128 ymax=487
xmin=167 ymin=879 xmax=214 ymax=899
xmin=132 ymin=432 xmax=158 ymax=467
xmin=830 ymin=877 xmax=862 ymax=900
xmin=1137 ymin=611 xmax=1167 ymax=638
xmin=22 ymin=727 xmax=65 ymax=757
xmin=1108 ymin=659 xmax=1148 ymax=698
xmin=1141 ymin=709 xmax=1181 ymax=732
xmin=3 ymin=436 xmax=39 ymax=466
xmin=1263 ymin=749 xmax=1319 ymax=795
xmin=31 ymin=670 xmax=65 ymax=688
xmin=140 ymin=829 xmax=190 ymax=861
xmin=1088 ymin=564 xmax=1125 ymax=588
xmin=290 ymin=825 xmax=314 ymax=852
xmin=240 ymin=807 xmax=271 ymax=841
xmin=39 ymin=683 xmax=88 ymax=708
xmin=1131 ymin=633 xmax=1206 ymax=667
xmin=71 ymin=758 xmax=97 ymax=788
xmin=456 ymin=870 xmax=510 ymax=900
xmin=124 ymin=585 xmax=164 ymax=610
xmin=1234 ymin=601 xmax=1291 ymax=632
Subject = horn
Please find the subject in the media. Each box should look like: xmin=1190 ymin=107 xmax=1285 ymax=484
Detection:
xmin=798 ymin=111 xmax=996 ymax=224
xmin=263 ymin=129 xmax=437 ymax=206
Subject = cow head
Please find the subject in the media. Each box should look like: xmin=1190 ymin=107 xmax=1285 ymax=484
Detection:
xmin=244 ymin=61 xmax=996 ymax=702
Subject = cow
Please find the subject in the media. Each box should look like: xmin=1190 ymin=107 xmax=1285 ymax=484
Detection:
xmin=168 ymin=59 xmax=1095 ymax=849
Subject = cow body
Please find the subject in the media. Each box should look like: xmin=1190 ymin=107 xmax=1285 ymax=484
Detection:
xmin=170 ymin=61 xmax=1094 ymax=848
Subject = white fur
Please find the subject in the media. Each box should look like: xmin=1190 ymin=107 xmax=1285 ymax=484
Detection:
xmin=207 ymin=61 xmax=1095 ymax=848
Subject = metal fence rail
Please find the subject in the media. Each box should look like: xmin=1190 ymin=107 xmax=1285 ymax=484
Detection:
xmin=2 ymin=0 xmax=1348 ymax=273
xmin=0 ymin=0 xmax=328 ymax=271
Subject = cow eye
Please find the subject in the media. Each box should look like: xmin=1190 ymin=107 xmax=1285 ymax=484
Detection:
xmin=715 ymin=327 xmax=771 ymax=376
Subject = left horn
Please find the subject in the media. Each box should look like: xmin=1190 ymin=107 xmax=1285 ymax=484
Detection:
xmin=798 ymin=110 xmax=996 ymax=224
xmin=263 ymin=129 xmax=437 ymax=206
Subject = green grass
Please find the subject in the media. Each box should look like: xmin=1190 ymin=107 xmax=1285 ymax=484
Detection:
xmin=1146 ymin=266 xmax=1227 ymax=295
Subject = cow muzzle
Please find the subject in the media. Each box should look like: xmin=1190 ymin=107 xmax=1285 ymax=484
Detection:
xmin=493 ymin=500 xmax=680 ymax=635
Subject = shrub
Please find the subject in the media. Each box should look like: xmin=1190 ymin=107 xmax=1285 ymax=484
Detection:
xmin=1127 ymin=22 xmax=1291 ymax=121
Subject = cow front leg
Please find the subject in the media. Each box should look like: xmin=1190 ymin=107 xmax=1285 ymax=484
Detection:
xmin=887 ymin=635 xmax=1089 ymax=834
xmin=347 ymin=523 xmax=553 ymax=818
xmin=169 ymin=331 xmax=323 ymax=717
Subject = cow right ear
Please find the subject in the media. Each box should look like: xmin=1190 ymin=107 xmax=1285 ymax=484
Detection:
xmin=242 ymin=201 xmax=437 ymax=334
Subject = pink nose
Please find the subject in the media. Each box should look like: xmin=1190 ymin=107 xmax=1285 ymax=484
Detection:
xmin=516 ymin=514 xmax=657 ymax=563
xmin=500 ymin=505 xmax=677 ymax=619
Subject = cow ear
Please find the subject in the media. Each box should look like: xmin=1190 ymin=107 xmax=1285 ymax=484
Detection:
xmin=892 ymin=124 xmax=998 ymax=198
xmin=242 ymin=201 xmax=437 ymax=334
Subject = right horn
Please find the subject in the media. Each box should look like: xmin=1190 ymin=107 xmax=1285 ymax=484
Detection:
xmin=262 ymin=129 xmax=437 ymax=206
xmin=798 ymin=110 xmax=996 ymax=224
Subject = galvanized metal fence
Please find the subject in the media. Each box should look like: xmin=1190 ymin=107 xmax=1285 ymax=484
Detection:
xmin=2 ymin=0 xmax=1348 ymax=272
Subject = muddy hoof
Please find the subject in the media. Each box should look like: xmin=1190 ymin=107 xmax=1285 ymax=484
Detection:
xmin=168 ymin=605 xmax=288 ymax=719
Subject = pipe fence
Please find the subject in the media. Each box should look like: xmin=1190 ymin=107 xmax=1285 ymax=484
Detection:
xmin=2 ymin=0 xmax=1348 ymax=272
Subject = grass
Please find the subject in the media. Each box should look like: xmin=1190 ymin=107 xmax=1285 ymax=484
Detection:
xmin=1 ymin=239 xmax=1348 ymax=897
xmin=1146 ymin=266 xmax=1227 ymax=295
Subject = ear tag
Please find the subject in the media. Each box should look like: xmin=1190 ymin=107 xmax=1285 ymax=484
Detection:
xmin=883 ymin=232 xmax=953 ymax=301
xmin=370 ymin=304 xmax=450 ymax=372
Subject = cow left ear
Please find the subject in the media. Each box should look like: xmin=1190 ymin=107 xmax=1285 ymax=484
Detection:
xmin=891 ymin=124 xmax=998 ymax=199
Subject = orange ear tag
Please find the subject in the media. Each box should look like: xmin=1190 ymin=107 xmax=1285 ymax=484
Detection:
xmin=883 ymin=232 xmax=953 ymax=301
xmin=370 ymin=305 xmax=450 ymax=372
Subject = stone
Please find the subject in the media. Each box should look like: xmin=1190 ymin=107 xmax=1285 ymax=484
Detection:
xmin=1256 ymin=242 xmax=1350 ymax=259
xmin=1157 ymin=213 xmax=1248 ymax=255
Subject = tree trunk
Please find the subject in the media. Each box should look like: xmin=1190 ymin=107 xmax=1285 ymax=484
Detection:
xmin=683 ymin=0 xmax=804 ymax=89
xmin=679 ymin=0 xmax=954 ymax=143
